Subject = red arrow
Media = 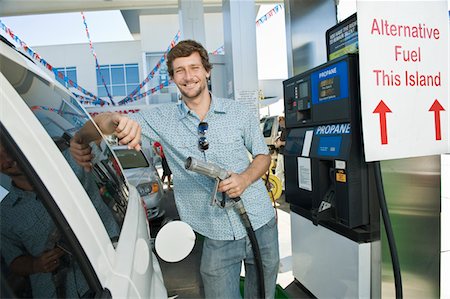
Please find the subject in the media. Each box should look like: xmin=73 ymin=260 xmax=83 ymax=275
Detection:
xmin=373 ymin=100 xmax=392 ymax=145
xmin=428 ymin=99 xmax=445 ymax=140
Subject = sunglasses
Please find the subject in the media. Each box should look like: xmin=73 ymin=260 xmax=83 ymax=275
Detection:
xmin=198 ymin=122 xmax=209 ymax=152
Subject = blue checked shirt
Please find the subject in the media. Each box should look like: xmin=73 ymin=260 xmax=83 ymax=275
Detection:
xmin=0 ymin=185 xmax=89 ymax=298
xmin=131 ymin=95 xmax=275 ymax=240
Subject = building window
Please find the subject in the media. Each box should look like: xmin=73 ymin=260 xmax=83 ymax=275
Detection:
xmin=55 ymin=66 xmax=77 ymax=88
xmin=97 ymin=64 xmax=139 ymax=97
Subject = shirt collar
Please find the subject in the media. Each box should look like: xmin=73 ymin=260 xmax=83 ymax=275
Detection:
xmin=177 ymin=93 xmax=226 ymax=120
xmin=7 ymin=183 xmax=37 ymax=206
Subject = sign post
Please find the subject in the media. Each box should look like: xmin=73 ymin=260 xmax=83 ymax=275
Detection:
xmin=357 ymin=1 xmax=449 ymax=161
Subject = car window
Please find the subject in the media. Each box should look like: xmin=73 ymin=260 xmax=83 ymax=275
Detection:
xmin=0 ymin=132 xmax=100 ymax=298
xmin=0 ymin=50 xmax=128 ymax=232
xmin=262 ymin=117 xmax=275 ymax=137
xmin=114 ymin=149 xmax=149 ymax=169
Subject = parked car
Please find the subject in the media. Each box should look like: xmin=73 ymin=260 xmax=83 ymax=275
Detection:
xmin=260 ymin=115 xmax=281 ymax=150
xmin=0 ymin=36 xmax=167 ymax=298
xmin=112 ymin=145 xmax=165 ymax=220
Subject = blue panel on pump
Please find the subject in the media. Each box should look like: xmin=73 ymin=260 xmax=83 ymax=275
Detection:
xmin=317 ymin=136 xmax=342 ymax=157
xmin=311 ymin=60 xmax=349 ymax=105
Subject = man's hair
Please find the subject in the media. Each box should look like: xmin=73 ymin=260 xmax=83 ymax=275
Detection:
xmin=166 ymin=40 xmax=213 ymax=77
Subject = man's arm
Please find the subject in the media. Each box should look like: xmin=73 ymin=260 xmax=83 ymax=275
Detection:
xmin=70 ymin=112 xmax=142 ymax=171
xmin=76 ymin=112 xmax=141 ymax=148
xmin=218 ymin=154 xmax=271 ymax=199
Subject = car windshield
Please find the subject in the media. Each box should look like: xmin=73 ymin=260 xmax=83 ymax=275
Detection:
xmin=114 ymin=149 xmax=149 ymax=169
xmin=0 ymin=47 xmax=128 ymax=232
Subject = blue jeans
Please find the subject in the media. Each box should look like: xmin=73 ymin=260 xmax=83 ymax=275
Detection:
xmin=200 ymin=217 xmax=279 ymax=299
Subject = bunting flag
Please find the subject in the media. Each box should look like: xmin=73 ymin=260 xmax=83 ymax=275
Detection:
xmin=120 ymin=30 xmax=181 ymax=104
xmin=30 ymin=105 xmax=86 ymax=118
xmin=0 ymin=20 xmax=110 ymax=106
xmin=81 ymin=12 xmax=115 ymax=105
xmin=211 ymin=45 xmax=224 ymax=55
xmin=256 ymin=4 xmax=283 ymax=27
xmin=118 ymin=80 xmax=170 ymax=105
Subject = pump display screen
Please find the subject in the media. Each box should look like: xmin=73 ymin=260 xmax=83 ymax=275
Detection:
xmin=318 ymin=77 xmax=340 ymax=101
xmin=298 ymin=81 xmax=309 ymax=98
xmin=326 ymin=13 xmax=358 ymax=61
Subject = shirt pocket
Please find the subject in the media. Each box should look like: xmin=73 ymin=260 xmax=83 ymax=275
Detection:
xmin=208 ymin=132 xmax=243 ymax=152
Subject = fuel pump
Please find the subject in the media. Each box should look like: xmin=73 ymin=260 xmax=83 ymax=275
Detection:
xmin=283 ymin=54 xmax=381 ymax=297
xmin=284 ymin=54 xmax=380 ymax=237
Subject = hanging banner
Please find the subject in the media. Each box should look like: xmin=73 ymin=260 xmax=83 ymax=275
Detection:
xmin=81 ymin=12 xmax=114 ymax=105
xmin=0 ymin=20 xmax=110 ymax=106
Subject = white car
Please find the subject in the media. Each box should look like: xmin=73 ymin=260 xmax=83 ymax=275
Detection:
xmin=260 ymin=115 xmax=280 ymax=149
xmin=0 ymin=37 xmax=167 ymax=298
xmin=113 ymin=145 xmax=165 ymax=220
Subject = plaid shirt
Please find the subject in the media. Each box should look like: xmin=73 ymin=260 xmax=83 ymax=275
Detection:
xmin=131 ymin=95 xmax=274 ymax=240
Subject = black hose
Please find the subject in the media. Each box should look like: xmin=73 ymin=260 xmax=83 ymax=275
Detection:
xmin=374 ymin=162 xmax=403 ymax=299
xmin=231 ymin=197 xmax=265 ymax=298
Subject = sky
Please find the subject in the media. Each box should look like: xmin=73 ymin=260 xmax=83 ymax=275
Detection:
xmin=1 ymin=10 xmax=133 ymax=46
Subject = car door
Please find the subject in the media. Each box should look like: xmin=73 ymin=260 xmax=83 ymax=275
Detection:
xmin=0 ymin=39 xmax=167 ymax=298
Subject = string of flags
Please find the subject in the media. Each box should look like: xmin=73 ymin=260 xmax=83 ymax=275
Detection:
xmin=118 ymin=80 xmax=170 ymax=105
xmin=120 ymin=30 xmax=181 ymax=104
xmin=211 ymin=45 xmax=224 ymax=55
xmin=81 ymin=12 xmax=115 ymax=105
xmin=210 ymin=4 xmax=283 ymax=56
xmin=0 ymin=19 xmax=176 ymax=106
xmin=1 ymin=4 xmax=281 ymax=107
xmin=0 ymin=19 xmax=111 ymax=106
xmin=256 ymin=4 xmax=283 ymax=27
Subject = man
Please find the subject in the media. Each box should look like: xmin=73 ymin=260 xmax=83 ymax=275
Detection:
xmin=71 ymin=40 xmax=279 ymax=298
xmin=152 ymin=141 xmax=172 ymax=190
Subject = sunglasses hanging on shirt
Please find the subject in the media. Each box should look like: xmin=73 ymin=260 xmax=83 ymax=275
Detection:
xmin=198 ymin=122 xmax=209 ymax=152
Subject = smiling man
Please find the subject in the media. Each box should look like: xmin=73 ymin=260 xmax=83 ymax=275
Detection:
xmin=71 ymin=39 xmax=279 ymax=298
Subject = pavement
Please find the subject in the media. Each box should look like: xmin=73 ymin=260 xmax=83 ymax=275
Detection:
xmin=149 ymin=186 xmax=315 ymax=298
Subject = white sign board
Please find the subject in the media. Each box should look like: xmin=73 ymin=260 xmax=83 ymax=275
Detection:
xmin=357 ymin=0 xmax=449 ymax=161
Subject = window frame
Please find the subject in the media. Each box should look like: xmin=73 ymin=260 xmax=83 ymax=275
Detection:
xmin=54 ymin=66 xmax=77 ymax=88
xmin=97 ymin=63 xmax=139 ymax=97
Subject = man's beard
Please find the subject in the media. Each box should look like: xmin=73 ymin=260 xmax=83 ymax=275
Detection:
xmin=179 ymin=81 xmax=205 ymax=100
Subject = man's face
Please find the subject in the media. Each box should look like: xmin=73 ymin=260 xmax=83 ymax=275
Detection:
xmin=171 ymin=52 xmax=210 ymax=101
xmin=0 ymin=144 xmax=23 ymax=177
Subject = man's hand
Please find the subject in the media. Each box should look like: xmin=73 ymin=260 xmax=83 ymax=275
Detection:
xmin=274 ymin=137 xmax=285 ymax=149
xmin=70 ymin=113 xmax=142 ymax=171
xmin=32 ymin=248 xmax=65 ymax=273
xmin=218 ymin=172 xmax=250 ymax=199
xmin=217 ymin=154 xmax=271 ymax=199
xmin=110 ymin=113 xmax=142 ymax=151
xmin=70 ymin=134 xmax=94 ymax=171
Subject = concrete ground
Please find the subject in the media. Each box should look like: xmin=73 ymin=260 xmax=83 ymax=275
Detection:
xmin=149 ymin=186 xmax=315 ymax=299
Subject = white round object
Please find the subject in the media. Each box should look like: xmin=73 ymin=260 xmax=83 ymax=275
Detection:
xmin=155 ymin=221 xmax=196 ymax=262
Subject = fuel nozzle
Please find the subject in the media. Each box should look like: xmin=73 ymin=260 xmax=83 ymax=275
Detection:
xmin=185 ymin=157 xmax=229 ymax=181
xmin=185 ymin=157 xmax=233 ymax=207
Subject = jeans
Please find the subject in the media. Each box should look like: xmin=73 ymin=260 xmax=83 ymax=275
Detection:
xmin=200 ymin=217 xmax=279 ymax=299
